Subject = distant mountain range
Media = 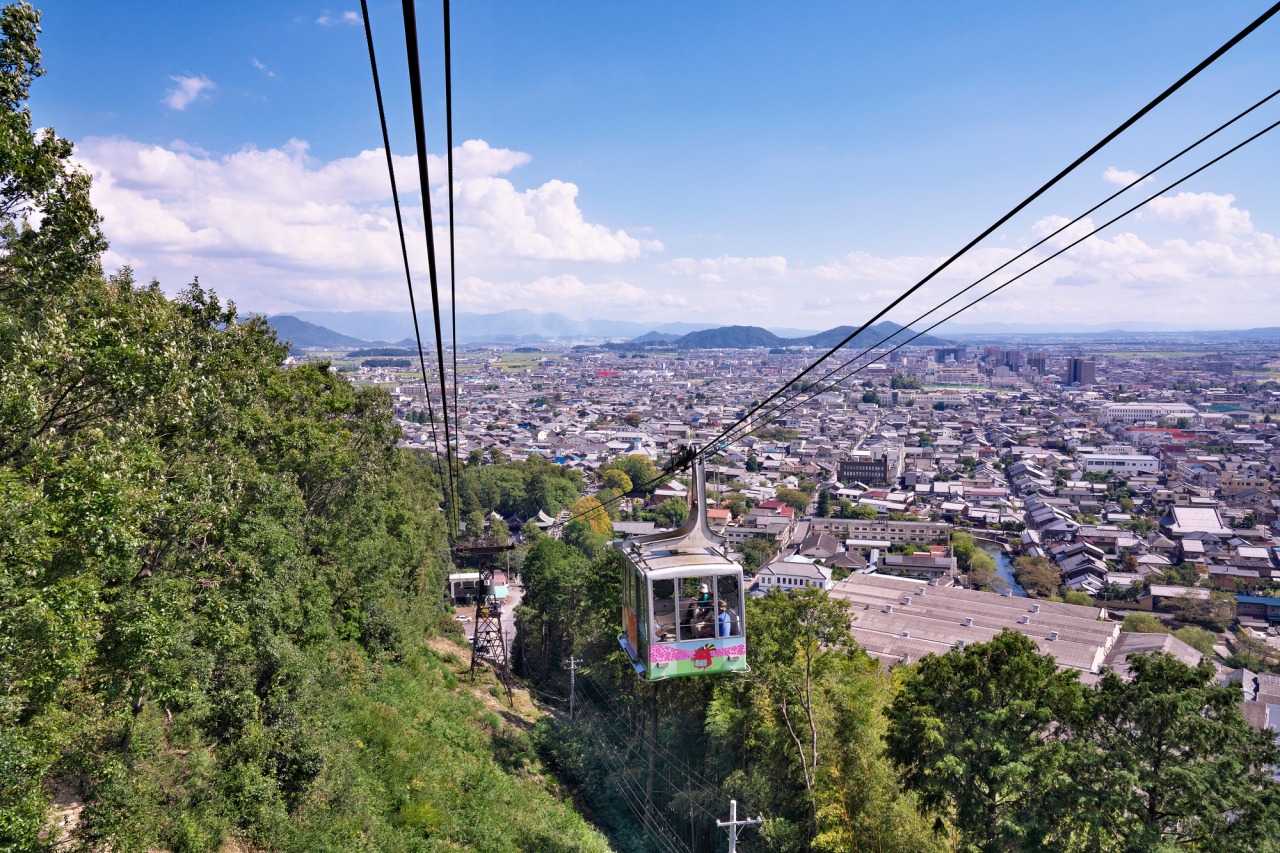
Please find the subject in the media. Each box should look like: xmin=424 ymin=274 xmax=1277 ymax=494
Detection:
xmin=264 ymin=312 xmax=948 ymax=352
xmin=266 ymin=315 xmax=382 ymax=349
xmin=267 ymin=308 xmax=1280 ymax=351
xmin=282 ymin=309 xmax=753 ymax=344
xmin=630 ymin=321 xmax=950 ymax=350
xmin=940 ymin=320 xmax=1280 ymax=340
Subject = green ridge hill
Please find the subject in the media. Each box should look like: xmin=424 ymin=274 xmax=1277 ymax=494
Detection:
xmin=662 ymin=320 xmax=950 ymax=349
xmin=266 ymin=314 xmax=370 ymax=349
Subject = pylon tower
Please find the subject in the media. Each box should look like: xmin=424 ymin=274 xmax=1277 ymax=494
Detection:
xmin=455 ymin=538 xmax=516 ymax=681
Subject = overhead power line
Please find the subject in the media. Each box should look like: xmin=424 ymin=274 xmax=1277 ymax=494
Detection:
xmin=358 ymin=0 xmax=448 ymax=505
xmin=577 ymin=673 xmax=724 ymax=799
xmin=696 ymin=0 xmax=1280 ymax=461
xmin=579 ymin=711 xmax=696 ymax=852
xmin=401 ymin=0 xmax=460 ymax=527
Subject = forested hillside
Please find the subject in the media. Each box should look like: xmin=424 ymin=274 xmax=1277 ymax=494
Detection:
xmin=0 ymin=5 xmax=606 ymax=849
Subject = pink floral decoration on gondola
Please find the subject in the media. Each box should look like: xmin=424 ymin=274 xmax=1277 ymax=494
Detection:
xmin=649 ymin=642 xmax=746 ymax=664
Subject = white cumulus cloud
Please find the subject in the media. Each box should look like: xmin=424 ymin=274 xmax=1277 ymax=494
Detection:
xmin=73 ymin=136 xmax=662 ymax=313
xmin=659 ymin=190 xmax=1280 ymax=329
xmin=316 ymin=11 xmax=360 ymax=26
xmin=455 ymin=273 xmax=685 ymax=315
xmin=1103 ymin=166 xmax=1148 ymax=187
xmin=163 ymin=75 xmax=215 ymax=111
xmin=660 ymin=255 xmax=787 ymax=283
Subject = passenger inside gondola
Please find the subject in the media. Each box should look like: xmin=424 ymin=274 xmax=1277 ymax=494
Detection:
xmin=716 ymin=575 xmax=742 ymax=637
xmin=679 ymin=578 xmax=715 ymax=639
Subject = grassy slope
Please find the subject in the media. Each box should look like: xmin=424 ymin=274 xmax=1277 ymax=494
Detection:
xmin=72 ymin=637 xmax=610 ymax=853
xmin=285 ymin=637 xmax=610 ymax=852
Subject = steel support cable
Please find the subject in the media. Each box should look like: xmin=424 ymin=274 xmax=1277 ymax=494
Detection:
xmin=576 ymin=674 xmax=725 ymax=805
xmin=577 ymin=699 xmax=723 ymax=823
xmin=559 ymin=122 xmax=1280 ymax=831
xmin=555 ymin=68 xmax=1280 ymax=532
xmin=442 ymin=0 xmax=462 ymax=478
xmin=576 ymin=674 xmax=722 ymax=795
xmin=607 ymin=768 xmax=686 ymax=853
xmin=585 ymin=725 xmax=685 ymax=853
xmin=704 ymin=84 xmax=1280 ymax=453
xmin=401 ymin=0 xmax=460 ymax=527
xmin=582 ymin=718 xmax=693 ymax=853
xmin=359 ymin=0 xmax=448 ymax=502
xmin=694 ymin=1 xmax=1280 ymax=460
xmin=597 ymin=747 xmax=688 ymax=853
xmin=717 ymin=113 xmax=1280 ymax=442
xmin=576 ymin=676 xmax=716 ymax=794
xmin=602 ymin=728 xmax=722 ymax=852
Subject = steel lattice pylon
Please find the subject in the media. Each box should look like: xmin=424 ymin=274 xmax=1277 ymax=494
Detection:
xmin=455 ymin=539 xmax=515 ymax=698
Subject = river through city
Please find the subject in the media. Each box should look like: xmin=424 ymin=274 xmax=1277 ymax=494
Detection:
xmin=982 ymin=542 xmax=1027 ymax=597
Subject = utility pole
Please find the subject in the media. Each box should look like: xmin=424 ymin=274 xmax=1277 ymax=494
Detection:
xmin=565 ymin=656 xmax=581 ymax=721
xmin=717 ymin=799 xmax=761 ymax=853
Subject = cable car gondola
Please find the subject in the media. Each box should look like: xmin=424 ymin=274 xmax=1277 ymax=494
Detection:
xmin=616 ymin=455 xmax=748 ymax=680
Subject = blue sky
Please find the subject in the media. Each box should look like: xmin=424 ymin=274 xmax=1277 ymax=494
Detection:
xmin=31 ymin=0 xmax=1280 ymax=329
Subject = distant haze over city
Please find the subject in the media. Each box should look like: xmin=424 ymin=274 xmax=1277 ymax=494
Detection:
xmin=267 ymin=308 xmax=1280 ymax=348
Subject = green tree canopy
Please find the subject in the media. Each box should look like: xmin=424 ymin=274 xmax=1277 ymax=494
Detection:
xmin=655 ymin=496 xmax=689 ymax=528
xmin=1167 ymin=591 xmax=1236 ymax=631
xmin=1123 ymin=612 xmax=1167 ymax=633
xmin=1013 ymin=555 xmax=1060 ymax=597
xmin=739 ymin=536 xmax=776 ymax=571
xmin=775 ymin=487 xmax=811 ymax=515
xmin=1055 ymin=653 xmax=1280 ymax=850
xmin=600 ymin=467 xmax=632 ymax=494
xmin=849 ymin=503 xmax=878 ymax=520
xmin=568 ymin=495 xmax=612 ymax=535
xmin=0 ymin=8 xmax=611 ymax=849
xmin=601 ymin=454 xmax=659 ymax=495
xmin=885 ymin=631 xmax=1086 ymax=850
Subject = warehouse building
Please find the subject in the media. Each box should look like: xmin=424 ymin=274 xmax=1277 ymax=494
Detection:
xmin=829 ymin=573 xmax=1118 ymax=679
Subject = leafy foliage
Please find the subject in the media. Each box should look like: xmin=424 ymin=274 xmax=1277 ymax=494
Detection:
xmin=775 ymin=487 xmax=811 ymax=515
xmin=886 ymin=631 xmax=1085 ymax=850
xmin=1122 ymin=612 xmax=1167 ymax=633
xmin=1012 ymin=555 xmax=1060 ymax=597
xmin=655 ymin=496 xmax=689 ymax=529
xmin=1054 ymin=654 xmax=1280 ymax=851
xmin=599 ymin=454 xmax=661 ymax=495
xmin=457 ymin=455 xmax=583 ymax=520
xmin=569 ymin=496 xmax=612 ymax=535
xmin=0 ymin=10 xmax=604 ymax=848
xmin=1165 ymin=592 xmax=1236 ymax=631
xmin=888 ymin=632 xmax=1280 ymax=852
